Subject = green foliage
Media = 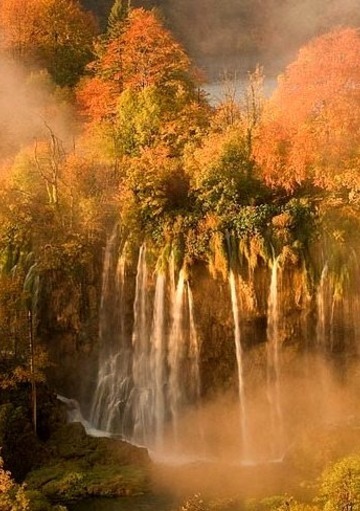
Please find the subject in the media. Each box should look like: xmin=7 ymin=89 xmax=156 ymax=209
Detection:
xmin=25 ymin=422 xmax=149 ymax=504
xmin=24 ymin=490 xmax=52 ymax=511
xmin=246 ymin=495 xmax=291 ymax=511
xmin=187 ymin=130 xmax=265 ymax=218
xmin=27 ymin=458 xmax=148 ymax=503
xmin=107 ymin=0 xmax=130 ymax=35
xmin=119 ymin=146 xmax=190 ymax=246
xmin=115 ymin=87 xmax=162 ymax=155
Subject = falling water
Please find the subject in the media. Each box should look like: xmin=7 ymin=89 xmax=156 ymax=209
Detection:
xmin=90 ymin=231 xmax=133 ymax=434
xmin=316 ymin=264 xmax=329 ymax=351
xmin=168 ymin=269 xmax=186 ymax=443
xmin=150 ymin=272 xmax=166 ymax=448
xmin=188 ymin=283 xmax=201 ymax=402
xmin=315 ymin=262 xmax=341 ymax=423
xmin=229 ymin=270 xmax=248 ymax=453
xmin=131 ymin=245 xmax=152 ymax=445
xmin=89 ymin=238 xmax=203 ymax=451
xmin=266 ymin=257 xmax=284 ymax=457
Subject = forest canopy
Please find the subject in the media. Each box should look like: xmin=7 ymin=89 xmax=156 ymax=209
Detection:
xmin=0 ymin=2 xmax=358 ymax=315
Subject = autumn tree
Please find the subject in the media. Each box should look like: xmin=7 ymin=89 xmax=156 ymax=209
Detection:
xmin=77 ymin=7 xmax=209 ymax=156
xmin=0 ymin=0 xmax=41 ymax=59
xmin=0 ymin=0 xmax=97 ymax=86
xmin=254 ymin=28 xmax=360 ymax=194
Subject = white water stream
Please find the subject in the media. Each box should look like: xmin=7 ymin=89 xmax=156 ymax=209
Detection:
xmin=229 ymin=270 xmax=248 ymax=454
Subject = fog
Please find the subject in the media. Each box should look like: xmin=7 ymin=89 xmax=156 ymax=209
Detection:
xmin=0 ymin=55 xmax=76 ymax=165
xmin=161 ymin=0 xmax=360 ymax=81
xmin=148 ymin=353 xmax=360 ymax=499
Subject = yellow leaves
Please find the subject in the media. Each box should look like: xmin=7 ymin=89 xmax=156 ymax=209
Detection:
xmin=0 ymin=347 xmax=50 ymax=390
xmin=0 ymin=457 xmax=29 ymax=511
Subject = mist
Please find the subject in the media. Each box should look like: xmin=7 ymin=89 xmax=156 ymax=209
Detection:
xmin=159 ymin=0 xmax=360 ymax=80
xmin=150 ymin=353 xmax=360 ymax=499
xmin=0 ymin=55 xmax=76 ymax=164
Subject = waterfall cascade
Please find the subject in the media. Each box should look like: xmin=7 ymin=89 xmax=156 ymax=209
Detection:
xmin=88 ymin=232 xmax=360 ymax=463
xmin=90 ymin=238 xmax=202 ymax=452
xmin=150 ymin=272 xmax=166 ymax=449
xmin=90 ymin=230 xmax=132 ymax=435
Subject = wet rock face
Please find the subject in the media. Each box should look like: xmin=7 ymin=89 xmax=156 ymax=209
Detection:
xmin=47 ymin=421 xmax=150 ymax=465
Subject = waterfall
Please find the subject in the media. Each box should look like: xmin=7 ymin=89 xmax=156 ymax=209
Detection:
xmin=168 ymin=269 xmax=186 ymax=442
xmin=89 ymin=236 xmax=203 ymax=452
xmin=188 ymin=283 xmax=201 ymax=402
xmin=83 ymin=229 xmax=360 ymax=464
xmin=316 ymin=263 xmax=329 ymax=351
xmin=131 ymin=245 xmax=152 ymax=445
xmin=229 ymin=270 xmax=248 ymax=452
xmin=266 ymin=257 xmax=284 ymax=457
xmin=150 ymin=272 xmax=166 ymax=448
xmin=90 ymin=230 xmax=132 ymax=434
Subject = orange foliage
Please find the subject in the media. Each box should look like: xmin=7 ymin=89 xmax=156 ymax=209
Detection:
xmin=0 ymin=0 xmax=42 ymax=57
xmin=78 ymin=8 xmax=197 ymax=122
xmin=77 ymin=76 xmax=118 ymax=122
xmin=0 ymin=0 xmax=96 ymax=85
xmin=119 ymin=9 xmax=192 ymax=90
xmin=254 ymin=28 xmax=360 ymax=192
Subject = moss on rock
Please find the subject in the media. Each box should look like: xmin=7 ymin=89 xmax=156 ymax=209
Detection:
xmin=25 ymin=422 xmax=150 ymax=505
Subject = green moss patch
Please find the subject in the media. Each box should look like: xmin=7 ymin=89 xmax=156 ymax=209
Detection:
xmin=25 ymin=423 xmax=150 ymax=505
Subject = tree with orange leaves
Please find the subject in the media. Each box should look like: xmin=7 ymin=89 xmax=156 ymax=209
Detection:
xmin=77 ymin=8 xmax=201 ymax=121
xmin=0 ymin=0 xmax=42 ymax=58
xmin=254 ymin=28 xmax=360 ymax=194
xmin=0 ymin=0 xmax=96 ymax=86
xmin=77 ymin=7 xmax=209 ymax=156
